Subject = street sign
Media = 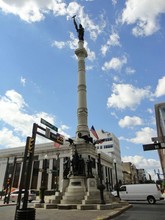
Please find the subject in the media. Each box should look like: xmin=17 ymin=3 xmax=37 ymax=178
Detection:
xmin=143 ymin=142 xmax=163 ymax=151
xmin=49 ymin=132 xmax=64 ymax=145
xmin=41 ymin=118 xmax=58 ymax=132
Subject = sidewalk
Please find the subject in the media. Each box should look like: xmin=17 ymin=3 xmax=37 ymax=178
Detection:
xmin=0 ymin=199 xmax=132 ymax=220
xmin=34 ymin=204 xmax=132 ymax=220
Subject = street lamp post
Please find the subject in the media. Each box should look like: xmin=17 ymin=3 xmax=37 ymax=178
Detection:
xmin=113 ymin=159 xmax=120 ymax=198
xmin=39 ymin=155 xmax=48 ymax=203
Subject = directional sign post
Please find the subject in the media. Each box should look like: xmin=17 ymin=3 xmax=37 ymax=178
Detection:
xmin=143 ymin=142 xmax=164 ymax=151
xmin=41 ymin=118 xmax=58 ymax=132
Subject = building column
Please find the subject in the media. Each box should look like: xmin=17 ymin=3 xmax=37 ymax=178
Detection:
xmin=37 ymin=160 xmax=43 ymax=190
xmin=48 ymin=159 xmax=53 ymax=190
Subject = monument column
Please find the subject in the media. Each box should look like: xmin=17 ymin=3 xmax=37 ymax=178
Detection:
xmin=75 ymin=41 xmax=89 ymax=138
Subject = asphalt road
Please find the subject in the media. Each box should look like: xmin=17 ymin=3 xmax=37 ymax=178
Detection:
xmin=113 ymin=200 xmax=165 ymax=220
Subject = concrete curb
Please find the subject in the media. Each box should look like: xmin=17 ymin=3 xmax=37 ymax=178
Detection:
xmin=0 ymin=203 xmax=16 ymax=207
xmin=96 ymin=204 xmax=133 ymax=220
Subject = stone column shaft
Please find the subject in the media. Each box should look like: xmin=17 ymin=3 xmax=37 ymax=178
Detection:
xmin=75 ymin=41 xmax=89 ymax=137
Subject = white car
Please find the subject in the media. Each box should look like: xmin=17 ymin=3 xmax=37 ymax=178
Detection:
xmin=4 ymin=189 xmax=36 ymax=203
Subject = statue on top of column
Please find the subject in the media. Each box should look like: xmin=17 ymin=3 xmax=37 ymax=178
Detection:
xmin=72 ymin=15 xmax=84 ymax=41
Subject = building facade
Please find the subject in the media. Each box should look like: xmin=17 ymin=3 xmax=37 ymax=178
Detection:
xmin=90 ymin=129 xmax=123 ymax=187
xmin=122 ymin=162 xmax=138 ymax=184
xmin=0 ymin=141 xmax=115 ymax=193
xmin=155 ymin=102 xmax=165 ymax=179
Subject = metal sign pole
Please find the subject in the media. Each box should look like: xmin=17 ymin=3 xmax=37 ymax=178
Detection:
xmin=14 ymin=137 xmax=29 ymax=220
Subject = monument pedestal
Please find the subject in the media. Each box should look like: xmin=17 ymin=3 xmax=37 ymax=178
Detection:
xmin=60 ymin=175 xmax=86 ymax=204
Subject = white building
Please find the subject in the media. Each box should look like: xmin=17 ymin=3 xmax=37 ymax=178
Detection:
xmin=90 ymin=129 xmax=123 ymax=185
xmin=0 ymin=141 xmax=115 ymax=194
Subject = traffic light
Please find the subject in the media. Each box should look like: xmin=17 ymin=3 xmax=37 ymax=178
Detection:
xmin=6 ymin=178 xmax=11 ymax=186
xmin=28 ymin=137 xmax=35 ymax=153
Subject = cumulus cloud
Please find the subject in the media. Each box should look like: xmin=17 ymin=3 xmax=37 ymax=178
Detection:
xmin=107 ymin=83 xmax=152 ymax=110
xmin=119 ymin=116 xmax=143 ymax=128
xmin=102 ymin=56 xmax=127 ymax=71
xmin=0 ymin=127 xmax=25 ymax=148
xmin=0 ymin=1 xmax=105 ymax=40
xmin=121 ymin=0 xmax=165 ymax=37
xmin=120 ymin=127 xmax=156 ymax=144
xmin=101 ymin=32 xmax=121 ymax=56
xmin=154 ymin=76 xmax=165 ymax=97
xmin=0 ymin=90 xmax=69 ymax=148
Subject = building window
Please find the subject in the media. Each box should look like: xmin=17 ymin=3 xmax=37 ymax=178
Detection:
xmin=104 ymin=138 xmax=112 ymax=142
xmin=104 ymin=145 xmax=113 ymax=149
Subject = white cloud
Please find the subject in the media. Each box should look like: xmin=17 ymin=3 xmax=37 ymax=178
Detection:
xmin=147 ymin=108 xmax=153 ymax=114
xmin=0 ymin=127 xmax=25 ymax=148
xmin=112 ymin=0 xmax=117 ymax=6
xmin=125 ymin=67 xmax=135 ymax=75
xmin=120 ymin=127 xmax=156 ymax=144
xmin=0 ymin=0 xmax=45 ymax=23
xmin=101 ymin=32 xmax=121 ymax=56
xmin=51 ymin=41 xmax=66 ymax=49
xmin=154 ymin=76 xmax=165 ymax=97
xmin=111 ymin=111 xmax=119 ymax=119
xmin=119 ymin=116 xmax=143 ymax=128
xmin=20 ymin=76 xmax=26 ymax=86
xmin=0 ymin=90 xmax=69 ymax=148
xmin=0 ymin=1 xmax=105 ymax=40
xmin=52 ymin=33 xmax=96 ymax=62
xmin=121 ymin=0 xmax=165 ymax=37
xmin=102 ymin=56 xmax=127 ymax=71
xmin=107 ymin=83 xmax=151 ymax=110
xmin=86 ymin=65 xmax=94 ymax=71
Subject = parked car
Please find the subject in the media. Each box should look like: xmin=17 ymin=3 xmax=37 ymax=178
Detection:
xmin=4 ymin=189 xmax=36 ymax=203
xmin=111 ymin=183 xmax=164 ymax=204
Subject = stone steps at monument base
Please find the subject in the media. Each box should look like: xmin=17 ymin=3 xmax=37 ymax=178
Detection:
xmin=65 ymin=188 xmax=86 ymax=193
xmin=60 ymin=199 xmax=82 ymax=204
xmin=64 ymin=191 xmax=85 ymax=197
xmin=62 ymin=194 xmax=85 ymax=201
xmin=82 ymin=199 xmax=101 ymax=204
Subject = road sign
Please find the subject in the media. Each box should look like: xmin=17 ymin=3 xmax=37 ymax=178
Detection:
xmin=49 ymin=132 xmax=64 ymax=145
xmin=41 ymin=118 xmax=58 ymax=132
xmin=143 ymin=143 xmax=163 ymax=151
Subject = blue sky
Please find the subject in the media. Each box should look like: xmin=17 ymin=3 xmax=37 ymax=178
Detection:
xmin=0 ymin=0 xmax=165 ymax=178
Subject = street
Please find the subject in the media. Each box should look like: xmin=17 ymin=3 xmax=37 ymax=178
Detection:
xmin=113 ymin=200 xmax=165 ymax=220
